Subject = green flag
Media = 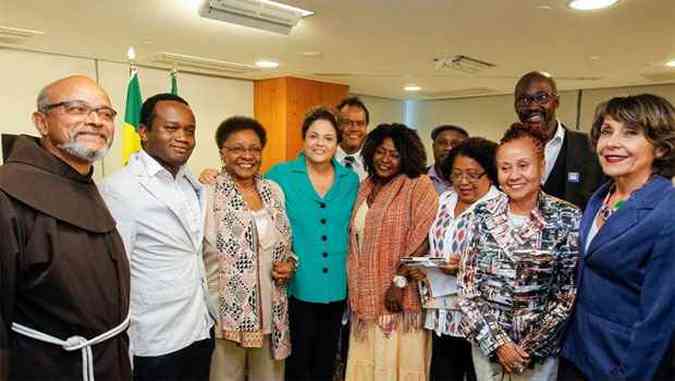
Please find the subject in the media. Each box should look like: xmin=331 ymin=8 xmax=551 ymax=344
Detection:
xmin=122 ymin=69 xmax=143 ymax=165
xmin=170 ymin=69 xmax=178 ymax=95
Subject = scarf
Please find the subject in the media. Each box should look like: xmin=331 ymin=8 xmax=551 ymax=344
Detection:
xmin=213 ymin=170 xmax=292 ymax=359
xmin=347 ymin=174 xmax=438 ymax=336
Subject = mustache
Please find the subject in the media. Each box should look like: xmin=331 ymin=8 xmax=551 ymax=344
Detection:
xmin=71 ymin=129 xmax=111 ymax=145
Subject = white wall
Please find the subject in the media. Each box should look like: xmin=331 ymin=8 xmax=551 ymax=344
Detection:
xmin=579 ymin=83 xmax=675 ymax=133
xmin=355 ymin=94 xmax=404 ymax=129
xmin=0 ymin=48 xmax=253 ymax=180
xmin=98 ymin=61 xmax=253 ymax=177
xmin=406 ymin=86 xmax=675 ymax=163
xmin=0 ymin=49 xmax=101 ymax=172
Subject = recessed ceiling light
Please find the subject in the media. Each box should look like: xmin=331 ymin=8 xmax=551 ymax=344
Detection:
xmin=536 ymin=5 xmax=553 ymax=10
xmin=666 ymin=60 xmax=675 ymax=68
xmin=568 ymin=0 xmax=619 ymax=11
xmin=255 ymin=59 xmax=280 ymax=69
xmin=404 ymin=84 xmax=422 ymax=92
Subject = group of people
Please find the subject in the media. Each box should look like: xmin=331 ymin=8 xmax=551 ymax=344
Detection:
xmin=0 ymin=70 xmax=674 ymax=381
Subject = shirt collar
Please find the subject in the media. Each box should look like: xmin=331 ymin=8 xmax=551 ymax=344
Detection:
xmin=550 ymin=120 xmax=565 ymax=145
xmin=336 ymin=145 xmax=362 ymax=160
xmin=139 ymin=149 xmax=197 ymax=187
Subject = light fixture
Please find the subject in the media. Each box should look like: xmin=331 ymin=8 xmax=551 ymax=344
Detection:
xmin=153 ymin=52 xmax=260 ymax=74
xmin=255 ymin=59 xmax=280 ymax=68
xmin=568 ymin=0 xmax=619 ymax=11
xmin=404 ymin=84 xmax=422 ymax=92
xmin=0 ymin=25 xmax=44 ymax=43
xmin=199 ymin=0 xmax=314 ymax=35
xmin=666 ymin=60 xmax=675 ymax=68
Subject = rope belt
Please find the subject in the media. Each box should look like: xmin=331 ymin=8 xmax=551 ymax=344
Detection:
xmin=11 ymin=313 xmax=131 ymax=381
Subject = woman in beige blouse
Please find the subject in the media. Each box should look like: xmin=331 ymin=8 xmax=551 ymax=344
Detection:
xmin=203 ymin=116 xmax=296 ymax=381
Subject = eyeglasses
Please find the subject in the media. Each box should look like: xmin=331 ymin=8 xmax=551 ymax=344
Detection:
xmin=450 ymin=171 xmax=486 ymax=183
xmin=340 ymin=119 xmax=367 ymax=128
xmin=515 ymin=91 xmax=558 ymax=108
xmin=41 ymin=100 xmax=118 ymax=122
xmin=222 ymin=145 xmax=263 ymax=156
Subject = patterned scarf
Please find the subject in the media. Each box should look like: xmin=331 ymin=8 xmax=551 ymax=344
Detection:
xmin=213 ymin=170 xmax=292 ymax=359
xmin=347 ymin=174 xmax=438 ymax=336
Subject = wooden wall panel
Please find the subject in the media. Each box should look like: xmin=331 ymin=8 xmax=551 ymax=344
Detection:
xmin=254 ymin=76 xmax=349 ymax=170
xmin=255 ymin=78 xmax=287 ymax=172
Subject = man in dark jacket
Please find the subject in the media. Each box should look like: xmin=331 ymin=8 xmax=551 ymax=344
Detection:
xmin=514 ymin=71 xmax=604 ymax=210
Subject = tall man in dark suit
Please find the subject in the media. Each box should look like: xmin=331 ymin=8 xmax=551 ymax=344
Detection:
xmin=514 ymin=71 xmax=604 ymax=209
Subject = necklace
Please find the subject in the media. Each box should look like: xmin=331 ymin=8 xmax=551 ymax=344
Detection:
xmin=598 ymin=185 xmax=631 ymax=222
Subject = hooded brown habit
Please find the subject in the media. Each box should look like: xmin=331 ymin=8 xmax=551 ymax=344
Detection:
xmin=0 ymin=135 xmax=130 ymax=381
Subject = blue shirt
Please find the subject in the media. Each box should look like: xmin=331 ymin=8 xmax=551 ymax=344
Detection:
xmin=266 ymin=154 xmax=359 ymax=303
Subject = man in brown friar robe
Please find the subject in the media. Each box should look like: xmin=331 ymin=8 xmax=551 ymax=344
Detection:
xmin=0 ymin=75 xmax=130 ymax=381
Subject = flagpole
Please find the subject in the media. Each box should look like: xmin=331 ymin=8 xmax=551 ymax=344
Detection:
xmin=127 ymin=47 xmax=136 ymax=76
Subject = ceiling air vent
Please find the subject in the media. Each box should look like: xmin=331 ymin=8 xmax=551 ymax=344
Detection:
xmin=199 ymin=0 xmax=314 ymax=35
xmin=153 ymin=52 xmax=260 ymax=74
xmin=434 ymin=55 xmax=496 ymax=74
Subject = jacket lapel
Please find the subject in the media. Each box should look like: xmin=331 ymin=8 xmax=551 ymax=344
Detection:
xmin=131 ymin=156 xmax=196 ymax=246
xmin=579 ymin=182 xmax=608 ymax=255
xmin=585 ymin=177 xmax=667 ymax=257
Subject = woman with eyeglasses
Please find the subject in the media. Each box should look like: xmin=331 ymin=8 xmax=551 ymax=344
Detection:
xmin=417 ymin=137 xmax=501 ymax=381
xmin=458 ymin=123 xmax=581 ymax=381
xmin=560 ymin=94 xmax=675 ymax=381
xmin=203 ymin=116 xmax=295 ymax=381
xmin=345 ymin=123 xmax=438 ymax=381
xmin=266 ymin=107 xmax=360 ymax=381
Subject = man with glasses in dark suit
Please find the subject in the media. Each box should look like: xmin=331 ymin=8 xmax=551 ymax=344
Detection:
xmin=514 ymin=71 xmax=604 ymax=210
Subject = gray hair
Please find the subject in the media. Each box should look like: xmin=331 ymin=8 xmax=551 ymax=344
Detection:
xmin=36 ymin=85 xmax=50 ymax=112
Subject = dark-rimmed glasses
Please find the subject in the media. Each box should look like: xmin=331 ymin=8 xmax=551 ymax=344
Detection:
xmin=222 ymin=145 xmax=263 ymax=156
xmin=515 ymin=91 xmax=558 ymax=108
xmin=41 ymin=100 xmax=118 ymax=122
xmin=450 ymin=171 xmax=486 ymax=183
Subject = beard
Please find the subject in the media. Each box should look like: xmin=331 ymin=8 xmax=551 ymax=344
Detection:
xmin=58 ymin=129 xmax=112 ymax=163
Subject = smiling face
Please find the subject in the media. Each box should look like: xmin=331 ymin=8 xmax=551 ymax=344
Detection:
xmin=596 ymin=115 xmax=660 ymax=183
xmin=303 ymin=119 xmax=338 ymax=164
xmin=139 ymin=100 xmax=196 ymax=175
xmin=220 ymin=129 xmax=263 ymax=181
xmin=372 ymin=137 xmax=401 ymax=180
xmin=451 ymin=154 xmax=492 ymax=205
xmin=515 ymin=79 xmax=559 ymax=140
xmin=33 ymin=76 xmax=115 ymax=165
xmin=496 ymin=137 xmax=544 ymax=204
xmin=339 ymin=105 xmax=368 ymax=153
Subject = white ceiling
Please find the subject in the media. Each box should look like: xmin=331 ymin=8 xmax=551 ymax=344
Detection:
xmin=2 ymin=0 xmax=675 ymax=99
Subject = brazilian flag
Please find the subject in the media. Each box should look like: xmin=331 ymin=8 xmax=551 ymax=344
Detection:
xmin=121 ymin=69 xmax=142 ymax=165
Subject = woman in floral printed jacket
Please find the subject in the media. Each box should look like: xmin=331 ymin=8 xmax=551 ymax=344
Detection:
xmin=458 ymin=123 xmax=581 ymax=381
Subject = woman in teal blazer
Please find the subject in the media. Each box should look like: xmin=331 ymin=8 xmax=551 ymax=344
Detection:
xmin=560 ymin=94 xmax=675 ymax=381
xmin=266 ymin=107 xmax=359 ymax=381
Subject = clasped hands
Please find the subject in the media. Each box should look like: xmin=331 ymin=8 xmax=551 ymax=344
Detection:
xmin=271 ymin=259 xmax=296 ymax=286
xmin=496 ymin=342 xmax=531 ymax=374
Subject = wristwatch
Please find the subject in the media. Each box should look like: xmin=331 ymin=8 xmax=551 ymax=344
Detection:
xmin=392 ymin=275 xmax=408 ymax=288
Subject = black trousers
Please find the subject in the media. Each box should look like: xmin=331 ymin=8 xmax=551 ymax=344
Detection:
xmin=429 ymin=334 xmax=476 ymax=381
xmin=285 ymin=297 xmax=346 ymax=381
xmin=133 ymin=337 xmax=214 ymax=381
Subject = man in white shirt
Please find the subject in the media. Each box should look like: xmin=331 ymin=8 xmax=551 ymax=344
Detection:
xmin=428 ymin=124 xmax=468 ymax=194
xmin=335 ymin=97 xmax=369 ymax=180
xmin=101 ymin=93 xmax=214 ymax=381
xmin=514 ymin=71 xmax=604 ymax=209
